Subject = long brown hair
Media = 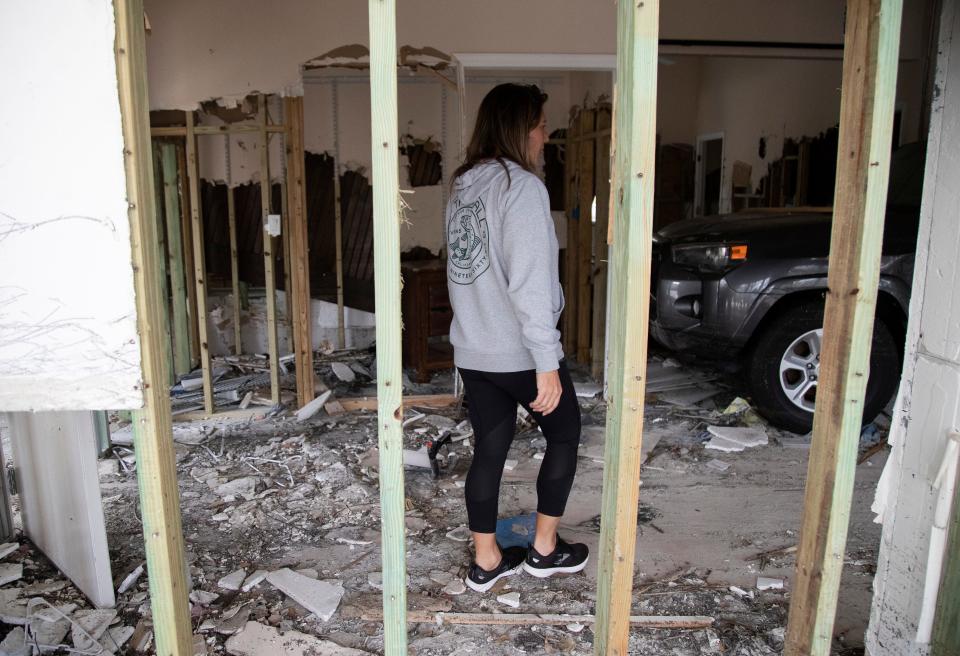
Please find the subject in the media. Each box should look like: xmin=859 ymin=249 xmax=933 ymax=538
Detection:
xmin=452 ymin=83 xmax=548 ymax=186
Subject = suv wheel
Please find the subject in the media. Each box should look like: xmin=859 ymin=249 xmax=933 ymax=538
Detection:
xmin=746 ymin=300 xmax=901 ymax=433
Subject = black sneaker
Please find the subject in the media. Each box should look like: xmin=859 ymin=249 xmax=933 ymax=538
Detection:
xmin=522 ymin=536 xmax=589 ymax=578
xmin=465 ymin=545 xmax=526 ymax=592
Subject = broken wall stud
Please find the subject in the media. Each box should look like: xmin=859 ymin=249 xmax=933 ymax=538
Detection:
xmin=783 ymin=1 xmax=904 ymax=654
xmin=114 ymin=0 xmax=193 ymax=653
xmin=368 ymin=0 xmax=408 ymax=652
xmin=259 ymin=93 xmax=282 ymax=406
xmin=186 ymin=111 xmax=215 ymax=415
xmin=593 ymin=0 xmax=660 ymax=654
xmin=225 ymin=132 xmax=242 ymax=356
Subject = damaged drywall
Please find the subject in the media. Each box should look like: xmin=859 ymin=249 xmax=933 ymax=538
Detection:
xmin=867 ymin=3 xmax=960 ymax=653
xmin=0 ymin=1 xmax=142 ymax=411
xmin=206 ymin=290 xmax=376 ymax=357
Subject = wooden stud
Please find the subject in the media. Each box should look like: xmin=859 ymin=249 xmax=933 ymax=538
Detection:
xmin=159 ymin=143 xmax=191 ymax=378
xmin=783 ymin=1 xmax=903 ymax=654
xmin=176 ymin=142 xmax=201 ymax=367
xmin=334 ymin=165 xmax=347 ymax=350
xmin=368 ymin=0 xmax=407 ymax=652
xmin=226 ymin=183 xmax=242 ymax=354
xmin=591 ymin=106 xmax=612 ymax=381
xmin=593 ymin=0 xmax=659 ymax=654
xmin=259 ymin=94 xmax=282 ymax=405
xmin=279 ymin=111 xmax=294 ymax=355
xmin=151 ymin=143 xmax=175 ymax=384
xmin=185 ymin=112 xmax=214 ymax=415
xmin=284 ymin=96 xmax=315 ymax=408
xmin=562 ymin=111 xmax=581 ymax=356
xmin=113 ymin=1 xmax=193 ymax=653
xmin=151 ymin=124 xmax=286 ymax=137
xmin=577 ymin=108 xmax=596 ymax=363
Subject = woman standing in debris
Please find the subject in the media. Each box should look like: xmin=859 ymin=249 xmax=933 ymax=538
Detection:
xmin=446 ymin=83 xmax=587 ymax=592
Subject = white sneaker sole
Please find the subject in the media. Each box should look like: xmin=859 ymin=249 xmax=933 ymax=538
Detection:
xmin=464 ymin=564 xmax=521 ymax=593
xmin=522 ymin=556 xmax=589 ymax=578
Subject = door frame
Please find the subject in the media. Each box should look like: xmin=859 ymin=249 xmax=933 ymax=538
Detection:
xmin=694 ymin=131 xmax=725 ymax=217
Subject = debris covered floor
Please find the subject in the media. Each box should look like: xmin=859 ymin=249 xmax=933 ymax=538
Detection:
xmin=0 ymin=352 xmax=887 ymax=655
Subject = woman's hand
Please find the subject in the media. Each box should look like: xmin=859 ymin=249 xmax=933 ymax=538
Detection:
xmin=530 ymin=369 xmax=562 ymax=416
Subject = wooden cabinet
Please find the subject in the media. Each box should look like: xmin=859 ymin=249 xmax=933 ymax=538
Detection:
xmin=401 ymin=260 xmax=453 ymax=382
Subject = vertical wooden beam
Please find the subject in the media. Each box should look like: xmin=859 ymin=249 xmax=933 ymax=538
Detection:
xmin=113 ymin=1 xmax=193 ymax=653
xmin=177 ymin=142 xmax=201 ymax=367
xmin=334 ymin=166 xmax=347 ymax=350
xmin=151 ymin=143 xmax=175 ymax=385
xmin=284 ymin=96 xmax=315 ymax=408
xmin=225 ymin=134 xmax=242 ymax=355
xmin=594 ymin=0 xmax=659 ymax=653
xmin=562 ymin=112 xmax=580 ymax=357
xmin=259 ymin=94 xmax=282 ymax=405
xmin=784 ymin=1 xmax=903 ymax=654
xmin=159 ymin=143 xmax=190 ymax=378
xmin=368 ymin=0 xmax=407 ymax=652
xmin=577 ymin=108 xmax=596 ymax=363
xmin=591 ymin=106 xmax=612 ymax=381
xmin=279 ymin=118 xmax=295 ymax=354
xmin=185 ymin=112 xmax=214 ymax=415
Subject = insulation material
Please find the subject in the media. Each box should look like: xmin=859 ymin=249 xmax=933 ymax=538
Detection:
xmin=5 ymin=412 xmax=114 ymax=608
xmin=0 ymin=2 xmax=142 ymax=410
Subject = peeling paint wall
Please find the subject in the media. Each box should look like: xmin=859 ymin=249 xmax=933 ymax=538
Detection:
xmin=867 ymin=3 xmax=960 ymax=653
xmin=0 ymin=2 xmax=142 ymax=411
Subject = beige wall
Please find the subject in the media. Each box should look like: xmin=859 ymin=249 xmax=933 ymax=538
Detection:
xmin=143 ymin=0 xmax=883 ymax=111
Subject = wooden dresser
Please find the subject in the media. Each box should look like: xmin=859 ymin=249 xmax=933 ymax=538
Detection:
xmin=401 ymin=259 xmax=454 ymax=382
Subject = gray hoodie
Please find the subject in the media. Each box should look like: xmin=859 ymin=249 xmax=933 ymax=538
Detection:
xmin=445 ymin=159 xmax=565 ymax=373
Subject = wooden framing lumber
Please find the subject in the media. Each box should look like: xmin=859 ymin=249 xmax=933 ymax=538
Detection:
xmin=259 ymin=94 xmax=282 ymax=405
xmin=324 ymin=394 xmax=458 ymax=414
xmin=562 ymin=111 xmax=580 ymax=356
xmin=226 ymin=173 xmax=242 ymax=355
xmin=334 ymin=165 xmax=347 ymax=349
xmin=284 ymin=96 xmax=315 ymax=408
xmin=360 ymin=611 xmax=714 ymax=629
xmin=185 ymin=112 xmax=215 ymax=415
xmin=113 ymin=1 xmax=193 ymax=653
xmin=576 ymin=108 xmax=596 ymax=363
xmin=159 ymin=143 xmax=192 ymax=378
xmin=151 ymin=124 xmax=285 ymax=137
xmin=368 ymin=0 xmax=408 ymax=651
xmin=783 ymin=1 xmax=903 ymax=654
xmin=594 ymin=0 xmax=659 ymax=653
xmin=177 ymin=143 xmax=201 ymax=366
xmin=151 ymin=143 xmax=174 ymax=384
xmin=591 ymin=106 xmax=612 ymax=381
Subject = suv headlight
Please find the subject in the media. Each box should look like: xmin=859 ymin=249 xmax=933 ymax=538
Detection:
xmin=672 ymin=243 xmax=748 ymax=274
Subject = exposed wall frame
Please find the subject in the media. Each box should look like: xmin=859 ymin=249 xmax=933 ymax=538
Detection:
xmin=693 ymin=131 xmax=725 ymax=217
xmin=784 ymin=0 xmax=904 ymax=653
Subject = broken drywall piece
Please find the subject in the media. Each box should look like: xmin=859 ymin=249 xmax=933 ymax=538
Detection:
xmin=574 ymin=381 xmax=602 ymax=398
xmin=303 ymin=44 xmax=370 ymax=71
xmin=190 ymin=590 xmax=220 ymax=606
xmin=219 ymin=568 xmax=247 ymax=591
xmin=445 ymin=526 xmax=471 ymax=542
xmin=215 ymin=477 xmax=259 ymax=501
xmin=225 ymin=621 xmax=368 ymax=656
xmin=0 ymin=625 xmax=27 ymax=656
xmin=403 ymin=447 xmax=431 ymax=469
xmin=71 ymin=608 xmax=118 ymax=652
xmin=330 ymin=362 xmax=356 ymax=383
xmin=497 ymin=592 xmax=521 ymax=608
xmin=0 ymin=542 xmax=18 ymax=560
xmin=442 ymin=579 xmax=466 ymax=595
xmin=756 ymin=576 xmax=784 ymax=591
xmin=266 ymin=569 xmax=344 ymax=622
xmin=705 ymin=426 xmax=768 ymax=452
xmin=241 ymin=570 xmax=269 ymax=592
xmin=367 ymin=571 xmax=383 ymax=590
xmin=398 ymin=45 xmax=452 ymax=70
xmin=295 ymin=390 xmax=333 ymax=422
xmin=0 ymin=563 xmax=23 ymax=586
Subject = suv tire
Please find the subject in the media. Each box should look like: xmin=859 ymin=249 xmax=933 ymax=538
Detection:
xmin=746 ymin=300 xmax=901 ymax=434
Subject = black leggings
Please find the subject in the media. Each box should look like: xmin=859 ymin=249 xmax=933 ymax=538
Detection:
xmin=459 ymin=362 xmax=581 ymax=533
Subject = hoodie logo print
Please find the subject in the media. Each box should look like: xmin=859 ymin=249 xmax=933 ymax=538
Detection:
xmin=447 ymin=198 xmax=490 ymax=285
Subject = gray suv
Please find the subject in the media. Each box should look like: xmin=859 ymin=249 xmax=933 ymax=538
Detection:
xmin=649 ymin=144 xmax=924 ymax=432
